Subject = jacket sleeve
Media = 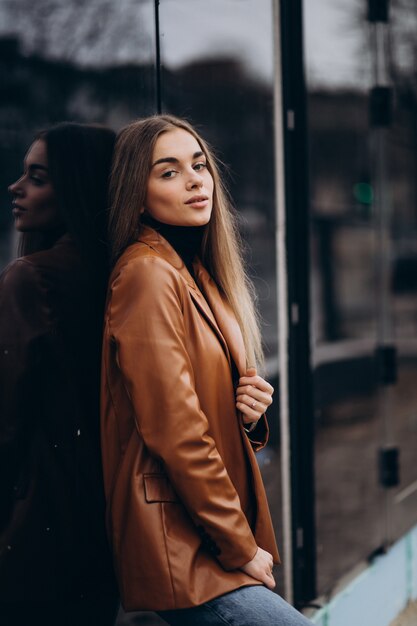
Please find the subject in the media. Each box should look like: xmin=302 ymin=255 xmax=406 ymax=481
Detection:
xmin=0 ymin=260 xmax=49 ymax=528
xmin=108 ymin=255 xmax=258 ymax=570
xmin=246 ymin=415 xmax=269 ymax=451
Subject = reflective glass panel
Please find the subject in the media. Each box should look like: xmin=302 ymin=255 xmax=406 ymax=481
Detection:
xmin=303 ymin=0 xmax=386 ymax=595
xmin=386 ymin=0 xmax=417 ymax=543
xmin=0 ymin=2 xmax=157 ymax=621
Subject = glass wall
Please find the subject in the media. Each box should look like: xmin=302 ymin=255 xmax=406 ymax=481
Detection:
xmin=303 ymin=0 xmax=417 ymax=597
xmin=386 ymin=0 xmax=417 ymax=545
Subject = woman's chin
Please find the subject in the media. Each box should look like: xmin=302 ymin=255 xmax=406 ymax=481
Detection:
xmin=14 ymin=220 xmax=29 ymax=232
xmin=187 ymin=213 xmax=211 ymax=227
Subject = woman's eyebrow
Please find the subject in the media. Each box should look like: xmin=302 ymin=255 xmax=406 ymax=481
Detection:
xmin=152 ymin=156 xmax=178 ymax=167
xmin=151 ymin=151 xmax=204 ymax=168
xmin=28 ymin=163 xmax=49 ymax=172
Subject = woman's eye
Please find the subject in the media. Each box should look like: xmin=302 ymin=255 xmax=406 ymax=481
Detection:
xmin=194 ymin=162 xmax=207 ymax=171
xmin=161 ymin=170 xmax=177 ymax=179
xmin=30 ymin=176 xmax=45 ymax=186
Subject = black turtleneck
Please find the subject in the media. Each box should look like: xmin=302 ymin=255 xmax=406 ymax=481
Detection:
xmin=143 ymin=215 xmax=206 ymax=277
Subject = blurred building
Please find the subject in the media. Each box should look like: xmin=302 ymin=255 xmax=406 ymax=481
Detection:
xmin=1 ymin=1 xmax=417 ymax=624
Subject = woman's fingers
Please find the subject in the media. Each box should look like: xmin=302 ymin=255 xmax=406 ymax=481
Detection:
xmin=236 ymin=386 xmax=273 ymax=407
xmin=264 ymin=570 xmax=276 ymax=590
xmin=238 ymin=374 xmax=274 ymax=395
xmin=236 ymin=400 xmax=267 ymax=425
xmin=239 ymin=547 xmax=276 ymax=589
xmin=236 ymin=372 xmax=274 ymax=425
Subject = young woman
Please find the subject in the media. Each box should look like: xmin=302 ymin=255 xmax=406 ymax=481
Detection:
xmin=102 ymin=114 xmax=312 ymax=625
xmin=0 ymin=123 xmax=118 ymax=626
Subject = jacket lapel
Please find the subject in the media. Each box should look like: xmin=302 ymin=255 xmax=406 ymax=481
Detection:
xmin=194 ymin=262 xmax=247 ymax=376
xmin=188 ymin=289 xmax=231 ymax=364
xmin=137 ymin=227 xmax=231 ymax=362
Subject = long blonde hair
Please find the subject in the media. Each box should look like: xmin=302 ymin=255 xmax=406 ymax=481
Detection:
xmin=108 ymin=114 xmax=263 ymax=368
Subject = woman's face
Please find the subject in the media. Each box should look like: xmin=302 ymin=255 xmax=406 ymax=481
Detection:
xmin=144 ymin=128 xmax=214 ymax=227
xmin=8 ymin=139 xmax=62 ymax=233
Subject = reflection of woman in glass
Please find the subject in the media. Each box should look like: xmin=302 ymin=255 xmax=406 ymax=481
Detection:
xmin=102 ymin=115 xmax=312 ymax=625
xmin=0 ymin=123 xmax=118 ymax=626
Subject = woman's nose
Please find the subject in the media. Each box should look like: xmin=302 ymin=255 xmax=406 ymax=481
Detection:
xmin=186 ymin=172 xmax=204 ymax=190
xmin=8 ymin=179 xmax=23 ymax=196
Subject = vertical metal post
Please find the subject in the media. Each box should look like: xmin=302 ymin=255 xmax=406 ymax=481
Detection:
xmin=272 ymin=0 xmax=293 ymax=605
xmin=278 ymin=0 xmax=316 ymax=606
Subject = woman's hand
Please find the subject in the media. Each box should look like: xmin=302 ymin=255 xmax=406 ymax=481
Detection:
xmin=240 ymin=547 xmax=276 ymax=589
xmin=236 ymin=367 xmax=274 ymax=430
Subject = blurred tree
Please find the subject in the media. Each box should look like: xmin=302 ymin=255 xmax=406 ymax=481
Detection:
xmin=0 ymin=0 xmax=152 ymax=67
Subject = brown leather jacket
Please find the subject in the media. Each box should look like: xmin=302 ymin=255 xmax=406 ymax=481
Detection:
xmin=101 ymin=227 xmax=279 ymax=611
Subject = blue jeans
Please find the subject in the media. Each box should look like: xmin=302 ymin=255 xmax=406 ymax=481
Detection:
xmin=157 ymin=585 xmax=313 ymax=626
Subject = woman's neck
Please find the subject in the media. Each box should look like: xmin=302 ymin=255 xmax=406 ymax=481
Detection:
xmin=143 ymin=215 xmax=206 ymax=275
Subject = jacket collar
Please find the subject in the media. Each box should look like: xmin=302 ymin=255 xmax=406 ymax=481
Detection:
xmin=137 ymin=225 xmax=198 ymax=290
xmin=137 ymin=226 xmax=247 ymax=375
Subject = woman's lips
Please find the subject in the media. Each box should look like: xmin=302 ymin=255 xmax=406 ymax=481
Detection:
xmin=12 ymin=204 xmax=26 ymax=216
xmin=185 ymin=195 xmax=209 ymax=209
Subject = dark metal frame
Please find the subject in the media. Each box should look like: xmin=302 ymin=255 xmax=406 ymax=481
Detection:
xmin=279 ymin=0 xmax=317 ymax=607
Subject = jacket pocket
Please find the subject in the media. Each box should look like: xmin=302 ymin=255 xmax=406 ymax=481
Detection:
xmin=143 ymin=473 xmax=179 ymax=503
